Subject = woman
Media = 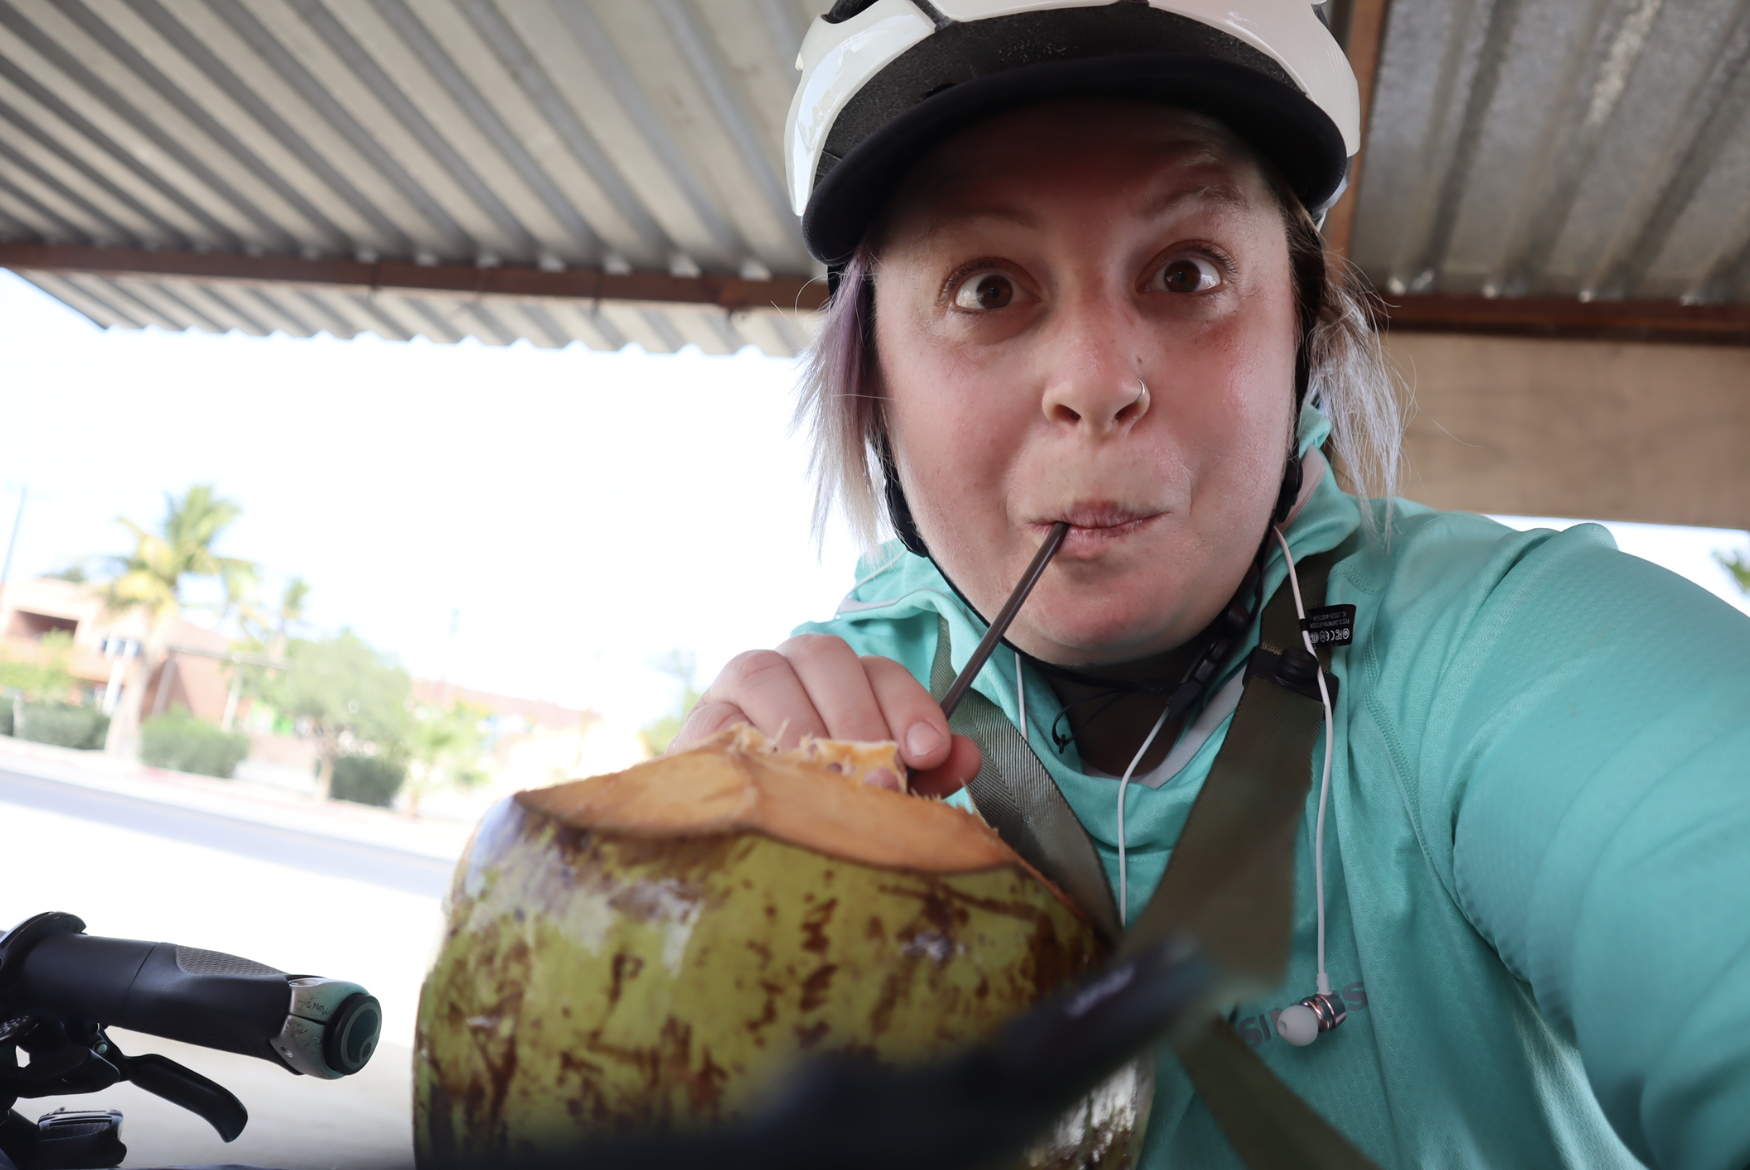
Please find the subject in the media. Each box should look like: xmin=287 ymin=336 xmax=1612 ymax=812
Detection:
xmin=676 ymin=4 xmax=1750 ymax=1168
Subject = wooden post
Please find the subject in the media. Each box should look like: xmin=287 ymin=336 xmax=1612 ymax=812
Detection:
xmin=1322 ymin=0 xmax=1393 ymax=258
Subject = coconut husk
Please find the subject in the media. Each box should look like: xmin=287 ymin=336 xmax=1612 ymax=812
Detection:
xmin=415 ymin=728 xmax=1143 ymax=1167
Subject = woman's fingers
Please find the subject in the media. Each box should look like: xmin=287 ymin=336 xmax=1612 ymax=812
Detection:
xmin=779 ymin=635 xmax=893 ymax=744
xmin=671 ymin=700 xmax=751 ymax=752
xmin=911 ymin=735 xmax=983 ymax=798
xmin=678 ymin=639 xmax=982 ymax=799
xmin=861 ymin=654 xmax=953 ymax=769
xmin=700 ymin=649 xmax=828 ymax=749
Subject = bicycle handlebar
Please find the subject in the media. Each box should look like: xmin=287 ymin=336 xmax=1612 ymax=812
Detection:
xmin=0 ymin=914 xmax=380 ymax=1080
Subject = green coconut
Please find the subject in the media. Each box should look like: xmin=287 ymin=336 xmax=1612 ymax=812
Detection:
xmin=415 ymin=727 xmax=1146 ymax=1167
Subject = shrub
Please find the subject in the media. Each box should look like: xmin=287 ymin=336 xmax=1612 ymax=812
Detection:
xmin=0 ymin=631 xmax=77 ymax=703
xmin=140 ymin=711 xmax=250 ymax=779
xmin=331 ymin=754 xmax=406 ymax=808
xmin=0 ymin=698 xmax=14 ymax=737
xmin=16 ymin=703 xmax=110 ymax=750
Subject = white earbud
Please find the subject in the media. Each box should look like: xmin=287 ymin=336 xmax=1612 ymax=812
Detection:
xmin=1276 ymin=1003 xmax=1321 ymax=1046
xmin=1276 ymin=990 xmax=1348 ymax=1047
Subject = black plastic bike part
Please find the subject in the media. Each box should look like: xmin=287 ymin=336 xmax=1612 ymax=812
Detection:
xmin=4 ymin=1110 xmax=124 ymax=1170
xmin=0 ymin=1017 xmax=122 ymax=1105
xmin=0 ymin=1109 xmax=32 ymax=1164
xmin=10 ymin=934 xmax=291 ymax=1068
xmin=321 ymin=993 xmax=382 ymax=1076
xmin=939 ymin=520 xmax=1071 ymax=720
xmin=0 ymin=1020 xmax=243 ymax=1146
xmin=0 ymin=917 xmax=379 ymax=1081
xmin=0 ymin=914 xmax=379 ymax=1167
xmin=0 ymin=915 xmax=84 ymax=997
xmin=468 ymin=934 xmax=1216 ymax=1170
xmin=115 ymin=1052 xmax=246 ymax=1142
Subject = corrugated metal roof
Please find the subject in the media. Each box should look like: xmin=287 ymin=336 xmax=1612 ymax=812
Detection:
xmin=0 ymin=0 xmax=830 ymax=353
xmin=15 ymin=263 xmax=815 ymax=353
xmin=2 ymin=0 xmax=1745 ymax=352
xmin=1350 ymin=0 xmax=1750 ymax=305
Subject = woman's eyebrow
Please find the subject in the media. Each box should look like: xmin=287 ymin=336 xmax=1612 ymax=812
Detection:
xmin=1141 ymin=182 xmax=1254 ymax=220
xmin=913 ymin=203 xmax=1040 ymax=245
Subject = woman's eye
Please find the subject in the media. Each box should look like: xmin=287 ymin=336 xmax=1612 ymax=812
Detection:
xmin=1152 ymin=255 xmax=1222 ymax=294
xmin=952 ymin=271 xmax=1017 ymax=311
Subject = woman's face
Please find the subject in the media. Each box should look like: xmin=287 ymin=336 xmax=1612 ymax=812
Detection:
xmin=873 ymin=100 xmax=1301 ymax=667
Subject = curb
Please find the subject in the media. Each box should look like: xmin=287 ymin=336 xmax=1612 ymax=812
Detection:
xmin=0 ymin=737 xmax=476 ymax=863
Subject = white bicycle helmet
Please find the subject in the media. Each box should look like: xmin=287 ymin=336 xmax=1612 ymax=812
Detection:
xmin=786 ymin=0 xmax=1361 ymax=265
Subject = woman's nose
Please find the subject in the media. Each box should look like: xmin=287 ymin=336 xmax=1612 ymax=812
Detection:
xmin=1038 ymin=315 xmax=1150 ymax=437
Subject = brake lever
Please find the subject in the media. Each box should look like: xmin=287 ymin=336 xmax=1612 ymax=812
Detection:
xmin=0 ymin=1016 xmax=247 ymax=1142
xmin=114 ymin=1049 xmax=248 ymax=1142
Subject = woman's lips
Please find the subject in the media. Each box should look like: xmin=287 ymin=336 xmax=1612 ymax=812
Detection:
xmin=1029 ymin=503 xmax=1164 ymax=553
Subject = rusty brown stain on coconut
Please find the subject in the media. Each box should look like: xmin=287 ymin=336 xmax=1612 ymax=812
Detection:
xmin=607 ymin=952 xmax=642 ymax=1007
xmin=798 ymin=963 xmax=839 ymax=1011
xmin=801 ymin=897 xmax=837 ymax=953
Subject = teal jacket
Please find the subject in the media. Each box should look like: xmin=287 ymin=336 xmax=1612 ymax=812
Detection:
xmin=794 ymin=410 xmax=1750 ymax=1170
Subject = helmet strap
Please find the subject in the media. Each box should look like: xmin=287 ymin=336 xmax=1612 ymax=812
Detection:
xmin=878 ymin=434 xmax=930 ymax=558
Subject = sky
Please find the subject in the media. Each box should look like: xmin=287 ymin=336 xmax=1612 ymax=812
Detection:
xmin=2 ymin=270 xmax=1748 ymax=730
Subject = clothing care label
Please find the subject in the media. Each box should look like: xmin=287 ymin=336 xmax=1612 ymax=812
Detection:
xmin=1302 ymin=604 xmax=1357 ymax=647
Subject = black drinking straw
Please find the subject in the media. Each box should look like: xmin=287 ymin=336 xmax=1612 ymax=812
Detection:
xmin=939 ymin=521 xmax=1071 ymax=719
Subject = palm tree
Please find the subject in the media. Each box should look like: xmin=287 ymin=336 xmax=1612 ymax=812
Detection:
xmin=102 ymin=485 xmax=256 ymax=754
xmin=223 ymin=575 xmax=309 ymax=731
xmin=1720 ymin=550 xmax=1750 ymax=594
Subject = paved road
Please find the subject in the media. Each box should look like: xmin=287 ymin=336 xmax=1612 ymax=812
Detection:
xmin=0 ymin=766 xmax=454 ymax=899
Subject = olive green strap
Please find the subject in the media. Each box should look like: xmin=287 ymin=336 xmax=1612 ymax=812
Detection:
xmin=929 ymin=617 xmax=1123 ymax=942
xmin=1119 ymin=669 xmax=1325 ymax=984
xmin=1180 ymin=1019 xmax=1381 ymax=1170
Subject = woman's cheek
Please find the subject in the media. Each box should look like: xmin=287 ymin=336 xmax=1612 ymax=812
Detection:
xmin=1186 ymin=319 xmax=1296 ymax=479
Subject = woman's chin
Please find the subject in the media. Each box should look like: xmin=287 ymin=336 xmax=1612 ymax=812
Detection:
xmin=1014 ymin=606 xmax=1193 ymax=667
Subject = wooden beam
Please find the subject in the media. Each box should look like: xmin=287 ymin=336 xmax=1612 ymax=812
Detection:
xmin=1383 ymin=294 xmax=1750 ymax=346
xmin=0 ymin=242 xmax=830 ymax=313
xmin=10 ymin=242 xmax=1746 ymax=345
xmin=1391 ymin=333 xmax=1750 ymax=531
xmin=1321 ymin=0 xmax=1392 ymax=257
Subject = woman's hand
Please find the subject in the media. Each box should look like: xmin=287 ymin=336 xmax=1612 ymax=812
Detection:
xmin=673 ymin=634 xmax=983 ymax=797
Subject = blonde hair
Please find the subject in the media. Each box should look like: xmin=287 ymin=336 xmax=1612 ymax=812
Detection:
xmin=796 ymin=185 xmax=1406 ymax=553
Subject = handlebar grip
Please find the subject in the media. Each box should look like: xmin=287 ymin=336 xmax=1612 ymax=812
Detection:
xmin=14 ymin=934 xmax=292 ymax=1065
xmin=9 ymin=931 xmax=380 ymax=1078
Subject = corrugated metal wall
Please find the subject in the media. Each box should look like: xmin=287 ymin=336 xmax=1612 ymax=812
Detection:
xmin=1352 ymin=0 xmax=1750 ymax=305
xmin=0 ymin=0 xmax=829 ymax=352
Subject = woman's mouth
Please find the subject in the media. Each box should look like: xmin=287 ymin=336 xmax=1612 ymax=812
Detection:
xmin=1030 ymin=503 xmax=1163 ymax=553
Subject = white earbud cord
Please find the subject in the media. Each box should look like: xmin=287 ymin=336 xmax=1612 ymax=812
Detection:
xmin=1116 ymin=702 xmax=1172 ymax=928
xmin=1272 ymin=526 xmax=1336 ymax=999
